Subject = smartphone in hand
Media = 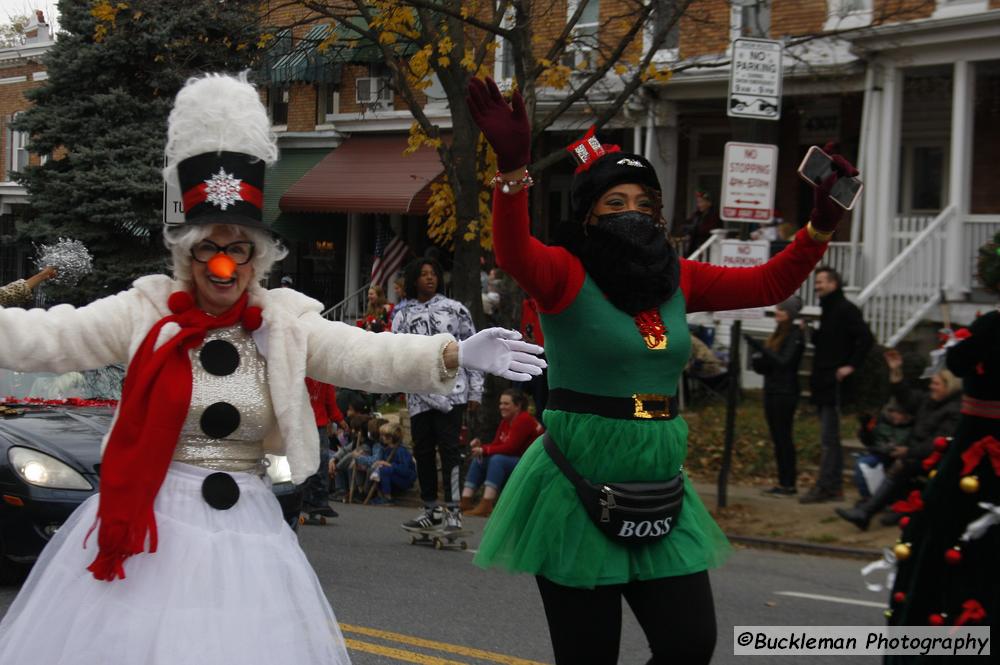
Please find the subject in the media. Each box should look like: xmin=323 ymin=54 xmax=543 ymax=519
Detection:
xmin=797 ymin=145 xmax=864 ymax=211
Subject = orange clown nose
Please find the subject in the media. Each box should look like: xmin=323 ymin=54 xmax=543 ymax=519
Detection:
xmin=207 ymin=253 xmax=237 ymax=280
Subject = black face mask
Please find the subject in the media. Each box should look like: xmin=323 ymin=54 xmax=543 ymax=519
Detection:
xmin=569 ymin=211 xmax=679 ymax=316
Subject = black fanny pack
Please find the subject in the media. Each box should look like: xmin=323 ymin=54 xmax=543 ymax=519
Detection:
xmin=542 ymin=434 xmax=684 ymax=545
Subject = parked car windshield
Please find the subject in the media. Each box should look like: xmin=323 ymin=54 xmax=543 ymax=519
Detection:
xmin=0 ymin=366 xmax=124 ymax=401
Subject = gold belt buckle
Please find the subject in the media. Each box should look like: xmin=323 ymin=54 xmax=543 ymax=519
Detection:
xmin=632 ymin=393 xmax=671 ymax=419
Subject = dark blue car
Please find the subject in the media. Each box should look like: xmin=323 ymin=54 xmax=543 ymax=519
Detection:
xmin=0 ymin=367 xmax=301 ymax=581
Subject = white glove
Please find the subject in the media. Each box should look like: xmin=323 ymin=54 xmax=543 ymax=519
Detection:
xmin=458 ymin=328 xmax=546 ymax=382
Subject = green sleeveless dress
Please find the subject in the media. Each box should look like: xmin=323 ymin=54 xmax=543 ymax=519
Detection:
xmin=474 ymin=276 xmax=732 ymax=588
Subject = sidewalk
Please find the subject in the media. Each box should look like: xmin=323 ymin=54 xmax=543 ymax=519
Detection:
xmin=692 ymin=479 xmax=894 ymax=558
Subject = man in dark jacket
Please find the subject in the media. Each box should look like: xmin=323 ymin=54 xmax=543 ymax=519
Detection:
xmin=801 ymin=267 xmax=874 ymax=503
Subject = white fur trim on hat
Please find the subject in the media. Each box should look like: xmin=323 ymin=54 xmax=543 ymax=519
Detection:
xmin=162 ymin=72 xmax=278 ymax=189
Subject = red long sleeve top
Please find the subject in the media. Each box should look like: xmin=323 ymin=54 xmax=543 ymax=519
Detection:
xmin=305 ymin=378 xmax=345 ymax=428
xmin=492 ymin=189 xmax=829 ymax=315
xmin=482 ymin=410 xmax=544 ymax=457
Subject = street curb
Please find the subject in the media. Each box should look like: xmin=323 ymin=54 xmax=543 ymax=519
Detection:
xmin=726 ymin=533 xmax=882 ymax=560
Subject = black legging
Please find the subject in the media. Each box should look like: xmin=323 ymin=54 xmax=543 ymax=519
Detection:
xmin=535 ymin=571 xmax=716 ymax=665
xmin=763 ymin=393 xmax=798 ymax=488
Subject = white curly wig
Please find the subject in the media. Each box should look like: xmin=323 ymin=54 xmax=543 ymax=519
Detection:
xmin=162 ymin=72 xmax=286 ymax=282
xmin=162 ymin=71 xmax=278 ymax=188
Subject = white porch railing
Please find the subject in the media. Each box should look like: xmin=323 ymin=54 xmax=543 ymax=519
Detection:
xmin=893 ymin=214 xmax=933 ymax=257
xmin=686 ymin=228 xmax=726 ymax=263
xmin=856 ymin=205 xmax=955 ymax=347
xmin=963 ymin=215 xmax=1000 ymax=289
xmin=322 ymin=281 xmax=372 ymax=322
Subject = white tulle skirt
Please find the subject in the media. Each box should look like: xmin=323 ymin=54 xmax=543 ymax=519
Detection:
xmin=0 ymin=462 xmax=351 ymax=665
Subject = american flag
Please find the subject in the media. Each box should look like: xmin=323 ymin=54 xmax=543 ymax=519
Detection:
xmin=370 ymin=224 xmax=408 ymax=288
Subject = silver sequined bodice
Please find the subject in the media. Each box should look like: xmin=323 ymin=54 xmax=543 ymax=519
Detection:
xmin=173 ymin=325 xmax=275 ymax=472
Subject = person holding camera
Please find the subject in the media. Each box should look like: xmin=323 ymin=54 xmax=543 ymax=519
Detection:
xmin=467 ymin=76 xmax=858 ymax=665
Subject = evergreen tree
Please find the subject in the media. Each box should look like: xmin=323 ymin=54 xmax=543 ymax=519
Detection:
xmin=14 ymin=0 xmax=262 ymax=303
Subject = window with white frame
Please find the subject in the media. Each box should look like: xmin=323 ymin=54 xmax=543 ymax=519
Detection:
xmin=562 ymin=0 xmax=599 ymax=70
xmin=730 ymin=0 xmax=771 ymax=39
xmin=355 ymin=62 xmax=393 ymax=110
xmin=493 ymin=6 xmax=517 ymax=83
xmin=318 ymin=82 xmax=340 ymax=122
xmin=5 ymin=113 xmax=29 ymax=179
xmin=646 ymin=0 xmax=680 ymax=63
xmin=269 ymin=86 xmax=289 ymax=125
xmin=824 ymin=0 xmax=872 ymax=30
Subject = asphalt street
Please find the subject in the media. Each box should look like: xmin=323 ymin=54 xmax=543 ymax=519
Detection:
xmin=0 ymin=502 xmax=890 ymax=664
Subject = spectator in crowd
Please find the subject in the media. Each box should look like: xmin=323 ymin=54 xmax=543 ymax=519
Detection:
xmin=393 ymin=257 xmax=484 ymax=533
xmin=460 ymin=389 xmax=544 ymax=517
xmin=852 ymin=398 xmax=913 ymax=501
xmin=482 ymin=269 xmax=502 ymax=323
xmin=279 ymin=275 xmax=293 ymax=288
xmin=330 ymin=413 xmax=370 ymax=501
xmin=368 ymin=422 xmax=417 ymax=505
xmin=687 ymin=334 xmax=726 ymax=379
xmin=801 ymin=266 xmax=874 ymax=503
xmin=835 ymin=349 xmax=962 ymax=530
xmin=359 ymin=284 xmax=394 ymax=333
xmin=680 ymin=189 xmax=721 ymax=257
xmin=0 ymin=266 xmax=57 ymax=307
xmin=746 ymin=295 xmax=806 ymax=496
xmin=519 ymin=295 xmax=548 ymax=414
xmin=302 ymin=378 xmax=348 ymax=516
xmin=350 ymin=417 xmax=389 ymax=499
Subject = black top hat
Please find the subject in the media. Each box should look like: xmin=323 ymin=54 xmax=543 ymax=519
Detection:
xmin=177 ymin=151 xmax=268 ymax=231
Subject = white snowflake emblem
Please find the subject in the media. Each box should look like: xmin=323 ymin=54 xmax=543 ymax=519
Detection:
xmin=203 ymin=168 xmax=243 ymax=210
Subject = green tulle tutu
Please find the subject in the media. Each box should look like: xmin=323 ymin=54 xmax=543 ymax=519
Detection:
xmin=474 ymin=409 xmax=732 ymax=588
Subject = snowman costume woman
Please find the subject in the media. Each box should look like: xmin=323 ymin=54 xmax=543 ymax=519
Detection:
xmin=0 ymin=73 xmax=543 ymax=665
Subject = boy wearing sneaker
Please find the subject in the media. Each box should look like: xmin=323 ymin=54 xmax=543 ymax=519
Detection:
xmin=395 ymin=258 xmax=483 ymax=532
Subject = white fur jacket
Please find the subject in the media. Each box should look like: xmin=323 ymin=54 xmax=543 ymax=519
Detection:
xmin=0 ymin=275 xmax=456 ymax=483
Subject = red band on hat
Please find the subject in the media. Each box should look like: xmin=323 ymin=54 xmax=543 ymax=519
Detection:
xmin=182 ymin=181 xmax=264 ymax=212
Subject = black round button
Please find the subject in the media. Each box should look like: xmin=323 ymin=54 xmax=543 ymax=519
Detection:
xmin=201 ymin=472 xmax=240 ymax=510
xmin=200 ymin=402 xmax=240 ymax=439
xmin=199 ymin=339 xmax=240 ymax=376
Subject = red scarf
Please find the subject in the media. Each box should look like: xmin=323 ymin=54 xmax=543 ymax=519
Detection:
xmin=86 ymin=291 xmax=261 ymax=581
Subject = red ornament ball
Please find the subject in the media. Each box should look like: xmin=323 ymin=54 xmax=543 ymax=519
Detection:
xmin=167 ymin=291 xmax=194 ymax=314
xmin=933 ymin=436 xmax=949 ymax=452
xmin=944 ymin=547 xmax=962 ymax=565
xmin=242 ymin=306 xmax=263 ymax=331
xmin=900 ymin=516 xmax=911 ymax=528
xmin=893 ymin=592 xmax=906 ymax=603
xmin=928 ymin=613 xmax=945 ymax=626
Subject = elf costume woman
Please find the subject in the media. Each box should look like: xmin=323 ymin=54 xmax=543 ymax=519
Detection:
xmin=466 ymin=77 xmax=858 ymax=665
xmin=0 ymin=74 xmax=544 ymax=665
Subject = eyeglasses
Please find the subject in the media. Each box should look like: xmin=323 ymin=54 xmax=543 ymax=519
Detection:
xmin=190 ymin=240 xmax=255 ymax=265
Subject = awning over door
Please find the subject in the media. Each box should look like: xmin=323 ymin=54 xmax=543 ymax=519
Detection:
xmin=279 ymin=135 xmax=443 ymax=215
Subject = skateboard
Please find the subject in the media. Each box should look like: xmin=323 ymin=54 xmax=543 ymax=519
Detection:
xmin=405 ymin=528 xmax=473 ymax=550
xmin=299 ymin=506 xmax=337 ymax=526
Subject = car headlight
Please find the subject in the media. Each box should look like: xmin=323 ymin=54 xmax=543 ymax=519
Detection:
xmin=266 ymin=454 xmax=292 ymax=484
xmin=8 ymin=447 xmax=93 ymax=490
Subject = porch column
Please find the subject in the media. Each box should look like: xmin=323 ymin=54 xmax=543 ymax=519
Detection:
xmin=647 ymin=99 xmax=679 ymax=231
xmin=947 ymin=60 xmax=974 ymax=299
xmin=868 ymin=63 xmax=902 ymax=278
xmin=345 ymin=212 xmax=363 ymax=299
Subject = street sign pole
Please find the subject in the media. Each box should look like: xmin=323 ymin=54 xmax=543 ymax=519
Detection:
xmin=717 ymin=27 xmax=783 ymax=510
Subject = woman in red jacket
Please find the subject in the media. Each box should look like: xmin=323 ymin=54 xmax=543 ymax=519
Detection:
xmin=461 ymin=389 xmax=544 ymax=517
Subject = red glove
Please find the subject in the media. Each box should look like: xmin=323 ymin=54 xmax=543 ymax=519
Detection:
xmin=466 ymin=77 xmax=531 ymax=173
xmin=809 ymin=141 xmax=860 ymax=233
